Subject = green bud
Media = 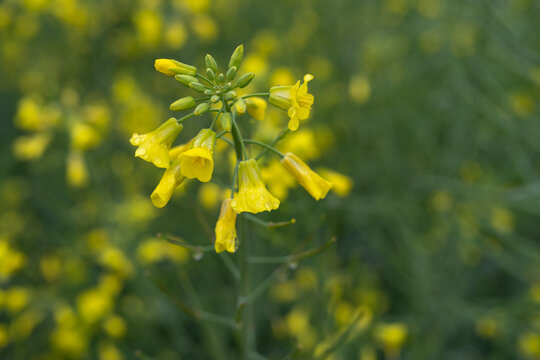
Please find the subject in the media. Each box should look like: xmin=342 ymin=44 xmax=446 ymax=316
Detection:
xmin=216 ymin=73 xmax=224 ymax=84
xmin=220 ymin=112 xmax=232 ymax=131
xmin=224 ymin=82 xmax=233 ymax=91
xmin=236 ymin=73 xmax=255 ymax=88
xmin=168 ymin=60 xmax=197 ymax=76
xmin=205 ymin=54 xmax=218 ymax=73
xmin=189 ymin=82 xmax=206 ymax=93
xmin=235 ymin=98 xmax=246 ymax=113
xmin=211 ymin=95 xmax=220 ymax=103
xmin=224 ymin=91 xmax=237 ymax=101
xmin=226 ymin=66 xmax=237 ymax=81
xmin=194 ymin=102 xmax=210 ymax=115
xmin=175 ymin=74 xmax=199 ymax=86
xmin=228 ymin=45 xmax=244 ymax=69
xmin=204 ymin=89 xmax=215 ymax=95
xmin=206 ymin=68 xmax=215 ymax=81
xmin=170 ymin=96 xmax=196 ymax=111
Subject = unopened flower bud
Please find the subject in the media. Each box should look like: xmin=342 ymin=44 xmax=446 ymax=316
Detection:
xmin=236 ymin=73 xmax=255 ymax=88
xmin=204 ymin=89 xmax=215 ymax=95
xmin=216 ymin=73 xmax=224 ymax=84
xmin=206 ymin=68 xmax=215 ymax=81
xmin=170 ymin=96 xmax=196 ymax=111
xmin=220 ymin=113 xmax=232 ymax=131
xmin=175 ymin=74 xmax=199 ymax=86
xmin=189 ymin=82 xmax=206 ymax=93
xmin=194 ymin=103 xmax=210 ymax=115
xmin=205 ymin=54 xmax=218 ymax=73
xmin=211 ymin=95 xmax=220 ymax=103
xmin=228 ymin=45 xmax=244 ymax=69
xmin=224 ymin=82 xmax=233 ymax=91
xmin=155 ymin=59 xmax=197 ymax=76
xmin=226 ymin=66 xmax=237 ymax=81
xmin=224 ymin=91 xmax=237 ymax=101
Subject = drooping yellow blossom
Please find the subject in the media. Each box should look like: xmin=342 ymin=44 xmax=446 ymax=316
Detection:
xmin=317 ymin=167 xmax=353 ymax=197
xmin=179 ymin=128 xmax=216 ymax=182
xmin=130 ymin=118 xmax=183 ymax=168
xmin=150 ymin=143 xmax=190 ymax=208
xmin=281 ymin=153 xmax=332 ymax=200
xmin=215 ymin=198 xmax=238 ymax=253
xmin=232 ymin=159 xmax=280 ymax=213
xmin=269 ymin=74 xmax=314 ymax=131
xmin=245 ymin=97 xmax=267 ymax=121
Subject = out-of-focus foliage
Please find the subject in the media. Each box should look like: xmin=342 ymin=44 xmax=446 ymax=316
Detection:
xmin=0 ymin=0 xmax=539 ymax=359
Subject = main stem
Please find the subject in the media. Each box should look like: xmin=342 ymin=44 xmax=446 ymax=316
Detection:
xmin=224 ymin=98 xmax=251 ymax=359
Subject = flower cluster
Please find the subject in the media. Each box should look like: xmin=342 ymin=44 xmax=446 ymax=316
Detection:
xmin=130 ymin=45 xmax=334 ymax=253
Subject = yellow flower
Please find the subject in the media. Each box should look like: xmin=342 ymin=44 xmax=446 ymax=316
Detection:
xmin=281 ymin=153 xmax=332 ymax=200
xmin=179 ymin=128 xmax=216 ymax=182
xmin=150 ymin=144 xmax=190 ymax=208
xmin=269 ymin=74 xmax=314 ymax=131
xmin=130 ymin=118 xmax=182 ymax=168
xmin=375 ymin=323 xmax=408 ymax=356
xmin=154 ymin=59 xmax=196 ymax=77
xmin=245 ymin=97 xmax=267 ymax=121
xmin=215 ymin=199 xmax=238 ymax=253
xmin=232 ymin=159 xmax=280 ymax=213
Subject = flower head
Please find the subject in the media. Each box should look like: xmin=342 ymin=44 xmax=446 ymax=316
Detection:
xmin=232 ymin=159 xmax=280 ymax=213
xmin=179 ymin=128 xmax=216 ymax=182
xmin=154 ymin=59 xmax=197 ymax=77
xmin=269 ymin=74 xmax=314 ymax=131
xmin=130 ymin=118 xmax=183 ymax=168
xmin=150 ymin=144 xmax=190 ymax=208
xmin=281 ymin=152 xmax=332 ymax=200
xmin=215 ymin=199 xmax=238 ymax=253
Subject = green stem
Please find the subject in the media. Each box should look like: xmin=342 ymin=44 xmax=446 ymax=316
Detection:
xmin=244 ymin=139 xmax=284 ymax=158
xmin=210 ymin=106 xmax=224 ymax=130
xmin=196 ymin=96 xmax=211 ymax=102
xmin=177 ymin=112 xmax=196 ymax=124
xmin=241 ymin=92 xmax=269 ymax=99
xmin=255 ymin=129 xmax=289 ymax=160
xmin=216 ymin=130 xmax=229 ymax=138
xmin=238 ymin=215 xmax=251 ymax=360
xmin=196 ymin=73 xmax=215 ymax=86
xmin=226 ymin=102 xmax=247 ymax=160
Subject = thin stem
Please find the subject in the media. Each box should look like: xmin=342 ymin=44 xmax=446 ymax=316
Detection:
xmin=196 ymin=73 xmax=215 ymax=86
xmin=196 ymin=96 xmax=211 ymax=102
xmin=210 ymin=105 xmax=224 ymax=130
xmin=226 ymin=101 xmax=247 ymax=160
xmin=255 ymin=129 xmax=289 ymax=160
xmin=219 ymin=136 xmax=234 ymax=147
xmin=158 ymin=233 xmax=214 ymax=252
xmin=241 ymin=92 xmax=270 ymax=99
xmin=216 ymin=130 xmax=229 ymax=138
xmin=238 ymin=215 xmax=251 ymax=360
xmin=244 ymin=139 xmax=284 ymax=158
xmin=177 ymin=112 xmax=196 ymax=124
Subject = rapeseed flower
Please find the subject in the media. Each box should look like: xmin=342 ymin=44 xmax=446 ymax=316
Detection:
xmin=130 ymin=118 xmax=182 ymax=168
xmin=214 ymin=199 xmax=238 ymax=253
xmin=270 ymin=74 xmax=314 ymax=131
xmin=232 ymin=159 xmax=280 ymax=213
xmin=179 ymin=128 xmax=216 ymax=182
xmin=150 ymin=144 xmax=189 ymax=208
xmin=281 ymin=152 xmax=332 ymax=200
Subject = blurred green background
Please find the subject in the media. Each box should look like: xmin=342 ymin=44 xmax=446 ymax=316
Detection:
xmin=1 ymin=0 xmax=540 ymax=359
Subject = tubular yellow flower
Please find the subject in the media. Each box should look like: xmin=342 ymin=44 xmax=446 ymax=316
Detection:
xmin=269 ymin=74 xmax=314 ymax=131
xmin=179 ymin=128 xmax=216 ymax=182
xmin=215 ymin=199 xmax=238 ymax=253
xmin=281 ymin=152 xmax=332 ymax=200
xmin=154 ymin=59 xmax=197 ymax=76
xmin=150 ymin=144 xmax=190 ymax=208
xmin=232 ymin=159 xmax=280 ymax=214
xmin=246 ymin=97 xmax=267 ymax=121
xmin=130 ymin=118 xmax=182 ymax=168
